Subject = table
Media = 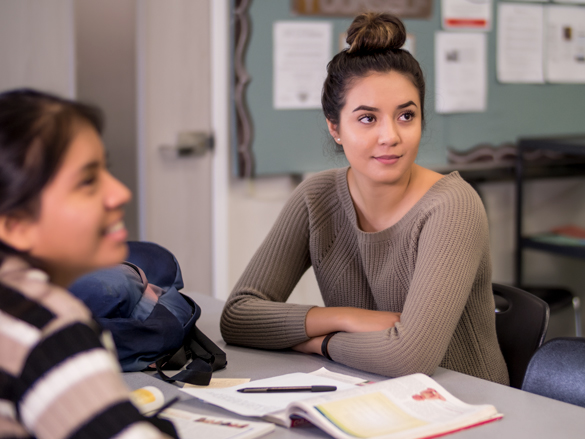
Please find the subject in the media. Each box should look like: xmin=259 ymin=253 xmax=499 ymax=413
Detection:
xmin=124 ymin=293 xmax=585 ymax=438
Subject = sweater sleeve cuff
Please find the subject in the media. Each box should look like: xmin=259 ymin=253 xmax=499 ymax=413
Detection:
xmin=284 ymin=305 xmax=316 ymax=344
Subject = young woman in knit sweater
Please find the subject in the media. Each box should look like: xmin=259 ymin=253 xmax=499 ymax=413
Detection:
xmin=221 ymin=13 xmax=509 ymax=385
xmin=0 ymin=89 xmax=176 ymax=438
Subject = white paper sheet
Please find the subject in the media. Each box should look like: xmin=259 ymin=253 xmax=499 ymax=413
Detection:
xmin=181 ymin=372 xmax=355 ymax=417
xmin=441 ymin=0 xmax=492 ymax=31
xmin=497 ymin=3 xmax=545 ymax=83
xmin=273 ymin=21 xmax=332 ymax=109
xmin=309 ymin=367 xmax=370 ymax=385
xmin=545 ymin=5 xmax=585 ymax=83
xmin=435 ymin=32 xmax=487 ymax=114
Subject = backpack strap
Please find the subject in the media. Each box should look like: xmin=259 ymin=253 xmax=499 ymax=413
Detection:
xmin=148 ymin=292 xmax=227 ymax=385
xmin=154 ymin=318 xmax=227 ymax=386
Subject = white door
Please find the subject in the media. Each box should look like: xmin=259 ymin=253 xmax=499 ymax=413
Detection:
xmin=137 ymin=0 xmax=213 ymax=295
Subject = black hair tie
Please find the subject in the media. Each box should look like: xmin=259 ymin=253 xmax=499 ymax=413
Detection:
xmin=321 ymin=331 xmax=340 ymax=361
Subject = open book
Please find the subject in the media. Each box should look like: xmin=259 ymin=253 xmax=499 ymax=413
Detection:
xmin=183 ymin=371 xmax=502 ymax=439
xmin=282 ymin=373 xmax=501 ymax=439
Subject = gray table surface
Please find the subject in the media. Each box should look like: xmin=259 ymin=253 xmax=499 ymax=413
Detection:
xmin=124 ymin=293 xmax=585 ymax=438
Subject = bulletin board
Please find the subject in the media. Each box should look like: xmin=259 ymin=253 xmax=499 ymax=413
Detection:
xmin=234 ymin=0 xmax=585 ymax=177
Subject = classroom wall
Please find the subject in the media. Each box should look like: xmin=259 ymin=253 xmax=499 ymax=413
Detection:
xmin=75 ymin=0 xmax=139 ymax=240
xmin=0 ymin=0 xmax=74 ymax=97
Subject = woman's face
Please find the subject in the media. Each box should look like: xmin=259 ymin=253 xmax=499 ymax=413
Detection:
xmin=26 ymin=123 xmax=131 ymax=286
xmin=327 ymin=71 xmax=422 ymax=187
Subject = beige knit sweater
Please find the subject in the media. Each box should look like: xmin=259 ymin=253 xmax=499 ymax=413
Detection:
xmin=220 ymin=168 xmax=509 ymax=385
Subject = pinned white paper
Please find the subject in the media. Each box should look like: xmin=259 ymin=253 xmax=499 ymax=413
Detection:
xmin=497 ymin=3 xmax=545 ymax=83
xmin=273 ymin=21 xmax=332 ymax=109
xmin=441 ymin=0 xmax=492 ymax=31
xmin=435 ymin=32 xmax=487 ymax=114
xmin=545 ymin=6 xmax=585 ymax=83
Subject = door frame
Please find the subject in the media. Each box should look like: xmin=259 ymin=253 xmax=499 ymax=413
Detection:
xmin=211 ymin=0 xmax=231 ymax=300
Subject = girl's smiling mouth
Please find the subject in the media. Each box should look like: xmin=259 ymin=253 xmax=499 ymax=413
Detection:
xmin=103 ymin=220 xmax=127 ymax=239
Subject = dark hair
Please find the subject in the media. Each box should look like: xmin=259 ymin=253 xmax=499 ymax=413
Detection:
xmin=0 ymin=88 xmax=103 ymax=220
xmin=322 ymin=13 xmax=425 ymax=139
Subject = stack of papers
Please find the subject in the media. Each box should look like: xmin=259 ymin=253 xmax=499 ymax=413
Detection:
xmin=181 ymin=369 xmax=502 ymax=439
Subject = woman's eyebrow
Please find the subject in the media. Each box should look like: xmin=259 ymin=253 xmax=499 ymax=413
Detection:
xmin=352 ymin=105 xmax=378 ymax=113
xmin=79 ymin=161 xmax=100 ymax=174
xmin=397 ymin=100 xmax=417 ymax=110
xmin=352 ymin=101 xmax=418 ymax=113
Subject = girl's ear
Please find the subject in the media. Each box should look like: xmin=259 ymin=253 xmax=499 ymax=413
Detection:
xmin=0 ymin=214 xmax=38 ymax=252
xmin=326 ymin=119 xmax=340 ymax=143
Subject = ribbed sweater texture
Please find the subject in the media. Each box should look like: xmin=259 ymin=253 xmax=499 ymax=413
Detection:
xmin=220 ymin=168 xmax=509 ymax=385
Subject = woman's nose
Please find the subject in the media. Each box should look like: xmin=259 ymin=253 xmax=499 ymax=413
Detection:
xmin=378 ymin=118 xmax=400 ymax=146
xmin=104 ymin=171 xmax=132 ymax=209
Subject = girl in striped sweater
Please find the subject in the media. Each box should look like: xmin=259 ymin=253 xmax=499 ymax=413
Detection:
xmin=0 ymin=89 xmax=176 ymax=439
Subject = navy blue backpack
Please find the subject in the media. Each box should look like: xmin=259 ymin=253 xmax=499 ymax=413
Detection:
xmin=69 ymin=241 xmax=226 ymax=385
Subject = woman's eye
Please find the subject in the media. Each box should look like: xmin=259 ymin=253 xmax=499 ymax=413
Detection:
xmin=80 ymin=176 xmax=97 ymax=187
xmin=78 ymin=171 xmax=99 ymax=189
xmin=358 ymin=114 xmax=375 ymax=124
xmin=399 ymin=111 xmax=415 ymax=122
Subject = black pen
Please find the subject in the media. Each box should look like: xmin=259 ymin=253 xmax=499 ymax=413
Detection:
xmin=237 ymin=385 xmax=337 ymax=393
xmin=147 ymin=396 xmax=180 ymax=417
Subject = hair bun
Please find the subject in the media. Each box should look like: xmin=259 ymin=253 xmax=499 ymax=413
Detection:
xmin=346 ymin=12 xmax=406 ymax=54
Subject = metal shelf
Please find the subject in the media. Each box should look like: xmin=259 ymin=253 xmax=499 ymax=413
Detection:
xmin=518 ymin=135 xmax=585 ymax=155
xmin=521 ymin=237 xmax=585 ymax=260
xmin=515 ymin=134 xmax=585 ymax=285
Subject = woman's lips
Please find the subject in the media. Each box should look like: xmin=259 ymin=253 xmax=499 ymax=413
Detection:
xmin=374 ymin=155 xmax=402 ymax=164
xmin=103 ymin=220 xmax=128 ymax=241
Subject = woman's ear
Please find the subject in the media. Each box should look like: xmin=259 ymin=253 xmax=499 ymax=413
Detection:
xmin=0 ymin=214 xmax=38 ymax=252
xmin=326 ymin=119 xmax=340 ymax=143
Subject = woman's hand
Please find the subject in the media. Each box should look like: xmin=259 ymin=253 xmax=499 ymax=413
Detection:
xmin=292 ymin=335 xmax=325 ymax=355
xmin=304 ymin=306 xmax=401 ymax=337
